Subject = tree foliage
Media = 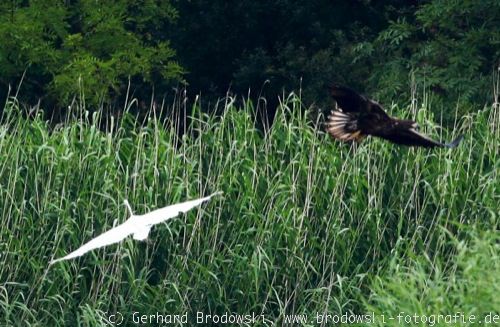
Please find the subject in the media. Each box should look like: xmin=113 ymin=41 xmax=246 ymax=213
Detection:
xmin=355 ymin=0 xmax=500 ymax=112
xmin=0 ymin=0 xmax=182 ymax=108
xmin=0 ymin=0 xmax=497 ymax=119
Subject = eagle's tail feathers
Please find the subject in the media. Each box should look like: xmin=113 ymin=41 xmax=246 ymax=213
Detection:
xmin=326 ymin=110 xmax=365 ymax=142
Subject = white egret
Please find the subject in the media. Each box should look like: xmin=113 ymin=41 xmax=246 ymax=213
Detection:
xmin=50 ymin=192 xmax=222 ymax=265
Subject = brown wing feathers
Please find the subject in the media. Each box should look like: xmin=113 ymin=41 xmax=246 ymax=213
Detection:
xmin=380 ymin=125 xmax=464 ymax=148
xmin=330 ymin=85 xmax=366 ymax=113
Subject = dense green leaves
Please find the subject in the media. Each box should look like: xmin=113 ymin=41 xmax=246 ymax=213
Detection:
xmin=0 ymin=1 xmax=497 ymax=119
xmin=0 ymin=0 xmax=182 ymax=108
xmin=0 ymin=1 xmax=497 ymax=325
xmin=358 ymin=0 xmax=500 ymax=116
xmin=364 ymin=230 xmax=500 ymax=327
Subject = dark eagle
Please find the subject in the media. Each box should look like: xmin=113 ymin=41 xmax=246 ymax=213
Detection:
xmin=326 ymin=85 xmax=464 ymax=148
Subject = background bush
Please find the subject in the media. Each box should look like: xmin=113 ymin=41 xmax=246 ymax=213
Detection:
xmin=1 ymin=0 xmax=498 ymax=122
xmin=0 ymin=0 xmax=182 ymax=108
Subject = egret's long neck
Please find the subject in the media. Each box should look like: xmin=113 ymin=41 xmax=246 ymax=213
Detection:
xmin=124 ymin=200 xmax=134 ymax=216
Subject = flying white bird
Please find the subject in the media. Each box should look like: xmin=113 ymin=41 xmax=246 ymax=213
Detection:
xmin=50 ymin=192 xmax=222 ymax=265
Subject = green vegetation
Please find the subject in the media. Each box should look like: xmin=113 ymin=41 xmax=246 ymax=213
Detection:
xmin=365 ymin=229 xmax=499 ymax=327
xmin=354 ymin=0 xmax=500 ymax=114
xmin=0 ymin=1 xmax=497 ymax=325
xmin=1 ymin=0 xmax=498 ymax=120
xmin=0 ymin=88 xmax=497 ymax=325
xmin=0 ymin=0 xmax=181 ymax=107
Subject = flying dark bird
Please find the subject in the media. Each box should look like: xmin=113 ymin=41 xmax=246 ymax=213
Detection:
xmin=326 ymin=85 xmax=464 ymax=148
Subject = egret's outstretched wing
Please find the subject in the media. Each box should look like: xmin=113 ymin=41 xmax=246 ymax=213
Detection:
xmin=50 ymin=222 xmax=134 ymax=265
xmin=141 ymin=192 xmax=222 ymax=226
xmin=50 ymin=192 xmax=222 ymax=265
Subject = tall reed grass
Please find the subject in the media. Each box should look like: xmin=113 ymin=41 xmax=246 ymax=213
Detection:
xmin=0 ymin=89 xmax=497 ymax=326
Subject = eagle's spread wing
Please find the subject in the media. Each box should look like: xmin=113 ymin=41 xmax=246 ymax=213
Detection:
xmin=330 ymin=85 xmax=367 ymax=113
xmin=330 ymin=85 xmax=389 ymax=117
xmin=379 ymin=127 xmax=464 ymax=148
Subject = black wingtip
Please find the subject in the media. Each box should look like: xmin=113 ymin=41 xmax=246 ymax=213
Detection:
xmin=444 ymin=134 xmax=464 ymax=148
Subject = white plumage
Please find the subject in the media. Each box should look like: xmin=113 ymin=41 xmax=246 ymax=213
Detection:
xmin=50 ymin=192 xmax=222 ymax=265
